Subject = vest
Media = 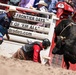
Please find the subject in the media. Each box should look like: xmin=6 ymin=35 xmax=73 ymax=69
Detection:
xmin=23 ymin=42 xmax=42 ymax=52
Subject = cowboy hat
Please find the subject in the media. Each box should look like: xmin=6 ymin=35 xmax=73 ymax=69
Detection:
xmin=36 ymin=1 xmax=48 ymax=6
xmin=7 ymin=6 xmax=17 ymax=12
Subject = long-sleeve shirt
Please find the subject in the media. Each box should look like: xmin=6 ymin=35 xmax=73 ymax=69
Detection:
xmin=19 ymin=0 xmax=35 ymax=8
xmin=44 ymin=0 xmax=58 ymax=13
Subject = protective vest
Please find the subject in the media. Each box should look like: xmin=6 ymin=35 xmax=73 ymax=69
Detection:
xmin=23 ymin=42 xmax=42 ymax=52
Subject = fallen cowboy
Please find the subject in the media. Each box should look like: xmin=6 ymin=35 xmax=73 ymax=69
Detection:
xmin=12 ymin=38 xmax=51 ymax=64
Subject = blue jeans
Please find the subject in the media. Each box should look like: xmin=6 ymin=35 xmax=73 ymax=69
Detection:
xmin=0 ymin=25 xmax=7 ymax=44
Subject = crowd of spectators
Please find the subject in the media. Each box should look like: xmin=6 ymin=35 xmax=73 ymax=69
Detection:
xmin=0 ymin=0 xmax=75 ymax=13
xmin=0 ymin=0 xmax=75 ymax=27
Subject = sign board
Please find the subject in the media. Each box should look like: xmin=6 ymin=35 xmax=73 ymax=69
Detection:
xmin=10 ymin=21 xmax=49 ymax=33
xmin=8 ymin=27 xmax=48 ymax=39
xmin=14 ymin=13 xmax=51 ymax=24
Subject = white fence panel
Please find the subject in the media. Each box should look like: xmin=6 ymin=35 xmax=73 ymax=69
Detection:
xmin=10 ymin=21 xmax=49 ymax=33
xmin=8 ymin=27 xmax=48 ymax=39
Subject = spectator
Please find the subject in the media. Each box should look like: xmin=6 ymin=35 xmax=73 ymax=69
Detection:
xmin=29 ymin=0 xmax=49 ymax=27
xmin=19 ymin=0 xmax=35 ymax=8
xmin=64 ymin=0 xmax=68 ymax=2
xmin=0 ymin=0 xmax=8 ymax=9
xmin=44 ymin=0 xmax=58 ymax=13
xmin=12 ymin=38 xmax=51 ymax=62
xmin=72 ymin=0 xmax=76 ymax=11
xmin=35 ymin=0 xmax=49 ymax=27
xmin=36 ymin=0 xmax=48 ymax=12
xmin=0 ymin=0 xmax=8 ymax=4
xmin=58 ymin=0 xmax=64 ymax=2
xmin=7 ymin=0 xmax=20 ymax=6
xmin=33 ymin=0 xmax=40 ymax=8
xmin=0 ymin=6 xmax=17 ymax=44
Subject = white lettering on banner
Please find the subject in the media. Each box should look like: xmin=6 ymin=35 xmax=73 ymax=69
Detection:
xmin=29 ymin=25 xmax=38 ymax=30
xmin=14 ymin=13 xmax=51 ymax=24
xmin=8 ymin=28 xmax=32 ymax=36
xmin=11 ymin=21 xmax=49 ymax=33
xmin=22 ymin=24 xmax=29 ymax=28
xmin=13 ymin=22 xmax=19 ymax=27
xmin=8 ymin=28 xmax=48 ymax=39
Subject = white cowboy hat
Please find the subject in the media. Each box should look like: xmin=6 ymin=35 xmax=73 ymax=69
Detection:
xmin=36 ymin=1 xmax=48 ymax=6
xmin=7 ymin=6 xmax=17 ymax=12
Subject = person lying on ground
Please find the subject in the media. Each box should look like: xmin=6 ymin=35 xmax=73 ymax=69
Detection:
xmin=12 ymin=38 xmax=51 ymax=63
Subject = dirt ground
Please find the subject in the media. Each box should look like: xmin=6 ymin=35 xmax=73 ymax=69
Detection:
xmin=0 ymin=55 xmax=76 ymax=75
xmin=0 ymin=41 xmax=76 ymax=75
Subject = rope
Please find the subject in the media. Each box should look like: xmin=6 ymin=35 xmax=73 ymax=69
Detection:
xmin=60 ymin=22 xmax=76 ymax=35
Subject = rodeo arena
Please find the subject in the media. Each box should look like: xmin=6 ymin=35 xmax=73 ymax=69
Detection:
xmin=0 ymin=0 xmax=76 ymax=75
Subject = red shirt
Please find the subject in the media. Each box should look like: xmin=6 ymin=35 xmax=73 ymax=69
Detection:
xmin=33 ymin=43 xmax=43 ymax=62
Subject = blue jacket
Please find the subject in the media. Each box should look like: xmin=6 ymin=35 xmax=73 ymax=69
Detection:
xmin=0 ymin=13 xmax=12 ymax=36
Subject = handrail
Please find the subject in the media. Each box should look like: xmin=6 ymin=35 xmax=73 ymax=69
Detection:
xmin=0 ymin=3 xmax=53 ymax=15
